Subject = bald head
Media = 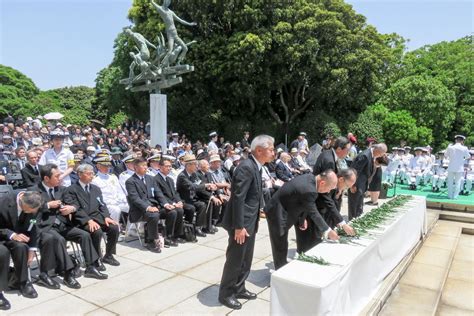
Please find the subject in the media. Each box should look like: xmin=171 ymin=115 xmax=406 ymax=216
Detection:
xmin=316 ymin=169 xmax=337 ymax=193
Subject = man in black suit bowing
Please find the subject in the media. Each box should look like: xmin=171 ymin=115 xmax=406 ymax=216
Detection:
xmin=65 ymin=163 xmax=119 ymax=270
xmin=265 ymin=171 xmax=340 ymax=270
xmin=154 ymin=155 xmax=186 ymax=245
xmin=348 ymin=143 xmax=387 ymax=219
xmin=218 ymin=135 xmax=275 ymax=310
xmin=0 ymin=191 xmax=43 ymax=299
xmin=21 ymin=150 xmax=42 ymax=188
xmin=125 ymin=157 xmax=174 ymax=252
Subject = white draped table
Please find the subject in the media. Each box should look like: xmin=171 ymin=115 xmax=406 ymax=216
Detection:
xmin=270 ymin=196 xmax=427 ymax=315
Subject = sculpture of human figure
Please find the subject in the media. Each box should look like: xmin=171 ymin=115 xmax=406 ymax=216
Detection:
xmin=127 ymin=50 xmax=159 ymax=89
xmin=151 ymin=0 xmax=197 ymax=64
xmin=124 ymin=28 xmax=156 ymax=62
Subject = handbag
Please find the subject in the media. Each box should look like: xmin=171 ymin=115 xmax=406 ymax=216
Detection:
xmin=183 ymin=222 xmax=197 ymax=242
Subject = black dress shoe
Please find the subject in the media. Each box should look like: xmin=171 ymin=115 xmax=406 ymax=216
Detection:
xmin=173 ymin=237 xmax=186 ymax=244
xmin=102 ymin=255 xmax=120 ymax=266
xmin=219 ymin=296 xmax=242 ymax=310
xmin=0 ymin=293 xmax=10 ymax=310
xmin=165 ymin=238 xmax=178 ymax=247
xmin=211 ymin=226 xmax=218 ymax=233
xmin=235 ymin=290 xmax=257 ymax=300
xmin=20 ymin=282 xmax=38 ymax=299
xmin=37 ymin=272 xmax=60 ymax=289
xmin=195 ymin=228 xmax=206 ymax=237
xmin=84 ymin=266 xmax=108 ymax=280
xmin=95 ymin=259 xmax=107 ymax=272
xmin=203 ymin=228 xmax=215 ymax=235
xmin=63 ymin=271 xmax=81 ymax=289
xmin=146 ymin=242 xmax=162 ymax=253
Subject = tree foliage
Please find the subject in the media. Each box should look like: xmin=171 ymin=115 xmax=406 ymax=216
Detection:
xmin=100 ymin=0 xmax=401 ymax=142
xmin=0 ymin=64 xmax=38 ymax=115
xmin=378 ymin=75 xmax=456 ymax=149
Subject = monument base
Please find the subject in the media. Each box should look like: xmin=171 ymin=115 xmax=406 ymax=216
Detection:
xmin=150 ymin=94 xmax=167 ymax=150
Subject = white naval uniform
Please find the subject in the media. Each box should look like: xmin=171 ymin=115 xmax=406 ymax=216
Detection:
xmin=39 ymin=147 xmax=74 ymax=187
xmin=118 ymin=169 xmax=135 ymax=196
xmin=445 ymin=143 xmax=470 ymax=199
xmin=92 ymin=171 xmax=129 ymax=221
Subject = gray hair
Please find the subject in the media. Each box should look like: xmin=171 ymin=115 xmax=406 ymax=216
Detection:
xmin=20 ymin=191 xmax=43 ymax=210
xmin=338 ymin=168 xmax=357 ymax=181
xmin=76 ymin=163 xmax=94 ymax=175
xmin=373 ymin=143 xmax=388 ymax=153
xmin=250 ymin=135 xmax=274 ymax=152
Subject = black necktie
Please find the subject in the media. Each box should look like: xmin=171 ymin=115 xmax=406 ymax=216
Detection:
xmin=141 ymin=177 xmax=146 ymax=186
xmin=34 ymin=166 xmax=39 ymax=174
xmin=49 ymin=188 xmax=55 ymax=200
xmin=85 ymin=184 xmax=90 ymax=193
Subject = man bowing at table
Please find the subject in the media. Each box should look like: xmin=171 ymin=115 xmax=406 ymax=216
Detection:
xmin=264 ymin=170 xmax=340 ymax=270
xmin=218 ymin=135 xmax=275 ymax=310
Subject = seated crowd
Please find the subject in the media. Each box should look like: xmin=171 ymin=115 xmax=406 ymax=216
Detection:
xmin=0 ymin=115 xmax=472 ymax=310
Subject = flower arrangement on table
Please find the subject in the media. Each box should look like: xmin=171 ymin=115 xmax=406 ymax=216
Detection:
xmin=297 ymin=195 xmax=413 ymax=265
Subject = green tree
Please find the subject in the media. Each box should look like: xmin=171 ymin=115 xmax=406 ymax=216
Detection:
xmin=0 ymin=64 xmax=39 ymax=116
xmin=401 ymin=37 xmax=473 ymax=145
xmin=378 ymin=75 xmax=456 ymax=148
xmin=103 ymin=0 xmax=402 ymax=141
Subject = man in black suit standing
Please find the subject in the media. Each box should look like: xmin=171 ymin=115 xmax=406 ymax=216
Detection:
xmin=348 ymin=143 xmax=387 ymax=220
xmin=21 ymin=150 xmax=42 ymax=188
xmin=126 ymin=157 xmax=174 ymax=252
xmin=31 ymin=164 xmax=84 ymax=289
xmin=154 ymin=155 xmax=186 ymax=244
xmin=218 ymin=135 xmax=275 ymax=310
xmin=0 ymin=191 xmax=42 ymax=299
xmin=265 ymin=170 xmax=340 ymax=270
xmin=65 ymin=163 xmax=119 ymax=270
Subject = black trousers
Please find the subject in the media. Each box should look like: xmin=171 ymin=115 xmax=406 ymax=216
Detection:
xmin=2 ymin=240 xmax=29 ymax=287
xmin=348 ymin=189 xmax=365 ymax=220
xmin=219 ymin=229 xmax=256 ymax=299
xmin=191 ymin=200 xmax=207 ymax=227
xmin=58 ymin=226 xmax=99 ymax=266
xmin=163 ymin=207 xmax=184 ymax=238
xmin=183 ymin=203 xmax=196 ymax=224
xmin=143 ymin=210 xmax=161 ymax=242
xmin=294 ymin=221 xmax=322 ymax=254
xmin=38 ymin=230 xmax=74 ymax=273
xmin=266 ymin=219 xmax=290 ymax=270
xmin=0 ymin=244 xmax=10 ymax=291
xmin=85 ymin=223 xmax=119 ymax=258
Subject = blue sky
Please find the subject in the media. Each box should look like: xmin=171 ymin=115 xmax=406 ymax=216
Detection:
xmin=0 ymin=0 xmax=472 ymax=90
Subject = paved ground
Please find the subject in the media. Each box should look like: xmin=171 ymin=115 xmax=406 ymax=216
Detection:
xmin=3 ymin=197 xmax=382 ymax=315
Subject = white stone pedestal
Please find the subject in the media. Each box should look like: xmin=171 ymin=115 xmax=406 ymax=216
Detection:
xmin=150 ymin=93 xmax=167 ymax=149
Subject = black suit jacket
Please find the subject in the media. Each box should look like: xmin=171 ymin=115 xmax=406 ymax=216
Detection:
xmin=352 ymin=148 xmax=374 ymax=192
xmin=21 ymin=164 xmax=41 ymax=188
xmin=125 ymin=173 xmax=168 ymax=223
xmin=221 ymin=156 xmax=262 ymax=235
xmin=264 ymin=173 xmax=329 ymax=236
xmin=313 ymin=149 xmax=338 ymax=175
xmin=32 ymin=183 xmax=72 ymax=233
xmin=176 ymin=171 xmax=206 ymax=203
xmin=312 ymin=149 xmax=343 ymax=225
xmin=0 ymin=193 xmax=38 ymax=248
xmin=196 ymin=170 xmax=214 ymax=201
xmin=64 ymin=182 xmax=111 ymax=226
xmin=275 ymin=161 xmax=294 ymax=182
xmin=154 ymin=173 xmax=182 ymax=204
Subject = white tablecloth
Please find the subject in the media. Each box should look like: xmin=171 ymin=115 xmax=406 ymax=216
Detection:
xmin=270 ymin=196 xmax=427 ymax=315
